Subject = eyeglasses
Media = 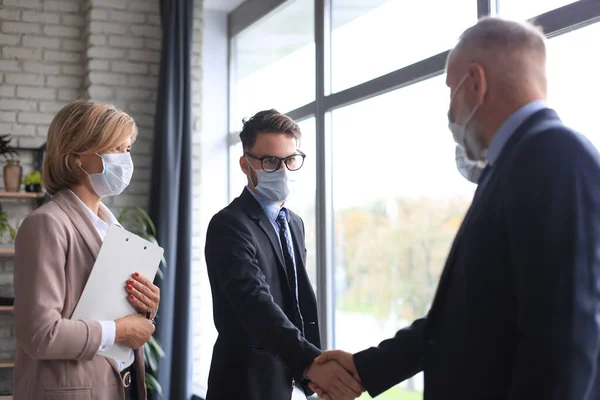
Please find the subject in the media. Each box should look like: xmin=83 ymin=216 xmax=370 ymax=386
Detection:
xmin=245 ymin=151 xmax=306 ymax=173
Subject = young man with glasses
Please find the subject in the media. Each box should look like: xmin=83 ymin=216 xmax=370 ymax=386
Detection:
xmin=204 ymin=109 xmax=363 ymax=400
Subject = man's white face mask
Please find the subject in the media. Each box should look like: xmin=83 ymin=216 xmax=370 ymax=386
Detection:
xmin=455 ymin=145 xmax=486 ymax=184
xmin=447 ymin=74 xmax=487 ymax=162
xmin=246 ymin=156 xmax=298 ymax=203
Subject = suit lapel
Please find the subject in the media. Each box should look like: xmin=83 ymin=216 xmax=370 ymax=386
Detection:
xmin=288 ymin=215 xmax=318 ymax=316
xmin=429 ymin=108 xmax=558 ymax=316
xmin=256 ymin=215 xmax=288 ymax=281
xmin=51 ymin=191 xmax=123 ymax=380
xmin=51 ymin=190 xmax=102 ymax=262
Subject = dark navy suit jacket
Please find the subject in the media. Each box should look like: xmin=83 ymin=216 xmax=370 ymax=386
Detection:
xmin=354 ymin=108 xmax=600 ymax=400
xmin=204 ymin=188 xmax=321 ymax=400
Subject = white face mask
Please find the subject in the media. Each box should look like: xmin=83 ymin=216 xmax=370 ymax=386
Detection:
xmin=455 ymin=145 xmax=486 ymax=184
xmin=247 ymin=157 xmax=297 ymax=203
xmin=81 ymin=152 xmax=134 ymax=198
xmin=448 ymin=74 xmax=487 ymax=162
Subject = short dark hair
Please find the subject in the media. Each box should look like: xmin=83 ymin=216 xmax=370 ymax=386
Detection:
xmin=239 ymin=109 xmax=301 ymax=151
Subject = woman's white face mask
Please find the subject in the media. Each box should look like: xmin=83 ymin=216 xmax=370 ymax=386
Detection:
xmin=80 ymin=152 xmax=134 ymax=198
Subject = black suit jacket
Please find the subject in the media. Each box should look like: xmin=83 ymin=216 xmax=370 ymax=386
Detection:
xmin=204 ymin=188 xmax=321 ymax=400
xmin=354 ymin=108 xmax=600 ymax=399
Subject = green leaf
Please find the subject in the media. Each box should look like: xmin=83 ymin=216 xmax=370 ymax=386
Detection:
xmin=144 ymin=342 xmax=159 ymax=372
xmin=117 ymin=208 xmax=128 ymax=224
xmin=132 ymin=206 xmax=157 ymax=237
xmin=145 ymin=372 xmax=163 ymax=395
xmin=148 ymin=335 xmax=166 ymax=357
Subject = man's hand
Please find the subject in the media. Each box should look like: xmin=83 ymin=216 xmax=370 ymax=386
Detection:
xmin=305 ymin=354 xmax=364 ymax=400
xmin=308 ymin=350 xmax=362 ymax=400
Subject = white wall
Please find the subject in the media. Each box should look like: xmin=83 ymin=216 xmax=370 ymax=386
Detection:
xmin=192 ymin=7 xmax=229 ymax=392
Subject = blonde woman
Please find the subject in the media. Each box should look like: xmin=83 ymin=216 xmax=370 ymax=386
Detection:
xmin=13 ymin=100 xmax=160 ymax=400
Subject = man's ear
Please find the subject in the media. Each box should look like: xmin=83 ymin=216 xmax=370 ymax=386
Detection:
xmin=469 ymin=63 xmax=487 ymax=105
xmin=239 ymin=155 xmax=249 ymax=175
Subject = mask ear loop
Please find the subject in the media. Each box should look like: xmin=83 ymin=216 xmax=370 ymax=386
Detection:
xmin=77 ymin=153 xmax=106 ymax=176
xmin=449 ymin=74 xmax=469 ymax=124
xmin=78 ymin=164 xmax=89 ymax=176
xmin=244 ymin=156 xmax=260 ymax=189
xmin=73 ymin=154 xmax=88 ymax=176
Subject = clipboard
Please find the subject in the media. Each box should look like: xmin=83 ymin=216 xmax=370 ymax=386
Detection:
xmin=71 ymin=224 xmax=164 ymax=362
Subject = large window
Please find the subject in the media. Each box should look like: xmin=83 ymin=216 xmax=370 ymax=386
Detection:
xmin=496 ymin=0 xmax=579 ymax=20
xmin=211 ymin=0 xmax=600 ymax=397
xmin=545 ymin=22 xmax=600 ymax=148
xmin=331 ymin=0 xmax=476 ymax=92
xmin=332 ymin=75 xmax=476 ymax=397
xmin=287 ymin=118 xmax=318 ymax=286
xmin=230 ymin=0 xmax=314 ymax=127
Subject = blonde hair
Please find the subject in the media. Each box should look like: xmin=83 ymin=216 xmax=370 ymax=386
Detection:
xmin=42 ymin=99 xmax=138 ymax=195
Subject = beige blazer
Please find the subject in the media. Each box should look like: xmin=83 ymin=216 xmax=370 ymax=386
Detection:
xmin=12 ymin=189 xmax=145 ymax=400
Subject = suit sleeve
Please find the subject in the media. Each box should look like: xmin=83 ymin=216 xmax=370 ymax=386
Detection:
xmin=205 ymin=212 xmax=320 ymax=379
xmin=13 ymin=212 xmax=102 ymax=360
xmin=504 ymin=129 xmax=600 ymax=399
xmin=353 ymin=317 xmax=426 ymax=397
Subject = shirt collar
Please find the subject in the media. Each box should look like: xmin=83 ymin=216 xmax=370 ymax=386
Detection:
xmin=69 ymin=189 xmax=119 ymax=227
xmin=246 ymin=186 xmax=285 ymax=224
xmin=487 ymin=100 xmax=547 ymax=166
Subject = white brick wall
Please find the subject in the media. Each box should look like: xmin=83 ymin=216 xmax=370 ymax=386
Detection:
xmin=0 ymin=0 xmax=208 ymax=393
xmin=193 ymin=6 xmax=226 ymax=390
xmin=0 ymin=0 xmax=84 ymax=150
xmin=83 ymin=0 xmax=162 ymax=211
xmin=0 ymin=0 xmax=88 ymax=389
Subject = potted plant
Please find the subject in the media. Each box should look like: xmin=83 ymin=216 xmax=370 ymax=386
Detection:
xmin=0 ymin=204 xmax=16 ymax=244
xmin=23 ymin=170 xmax=43 ymax=193
xmin=118 ymin=206 xmax=166 ymax=396
xmin=0 ymin=135 xmax=20 ymax=192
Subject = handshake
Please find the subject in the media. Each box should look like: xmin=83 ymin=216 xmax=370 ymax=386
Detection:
xmin=305 ymin=350 xmax=365 ymax=400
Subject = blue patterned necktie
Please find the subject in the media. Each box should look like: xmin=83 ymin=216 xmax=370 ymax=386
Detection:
xmin=276 ymin=208 xmax=305 ymax=336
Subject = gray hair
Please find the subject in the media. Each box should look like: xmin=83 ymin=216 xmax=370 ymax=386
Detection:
xmin=459 ymin=17 xmax=546 ymax=55
xmin=455 ymin=17 xmax=547 ymax=95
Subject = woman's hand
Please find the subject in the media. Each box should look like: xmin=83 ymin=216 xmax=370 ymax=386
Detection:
xmin=115 ymin=313 xmax=155 ymax=349
xmin=125 ymin=272 xmax=160 ymax=319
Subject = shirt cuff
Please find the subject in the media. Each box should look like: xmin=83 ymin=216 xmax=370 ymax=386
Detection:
xmin=98 ymin=320 xmax=116 ymax=352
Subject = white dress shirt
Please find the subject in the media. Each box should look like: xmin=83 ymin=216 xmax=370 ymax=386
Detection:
xmin=71 ymin=191 xmax=135 ymax=371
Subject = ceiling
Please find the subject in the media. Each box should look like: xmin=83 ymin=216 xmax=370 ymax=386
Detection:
xmin=204 ymin=0 xmax=246 ymax=12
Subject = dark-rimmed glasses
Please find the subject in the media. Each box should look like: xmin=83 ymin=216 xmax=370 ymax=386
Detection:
xmin=245 ymin=151 xmax=306 ymax=173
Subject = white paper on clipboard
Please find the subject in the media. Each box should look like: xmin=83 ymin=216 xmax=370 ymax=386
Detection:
xmin=71 ymin=224 xmax=164 ymax=362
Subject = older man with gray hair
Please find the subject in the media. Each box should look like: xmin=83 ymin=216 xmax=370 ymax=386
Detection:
xmin=309 ymin=16 xmax=600 ymax=400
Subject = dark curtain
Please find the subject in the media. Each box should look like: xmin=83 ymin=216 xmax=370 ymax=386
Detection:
xmin=149 ymin=0 xmax=195 ymax=399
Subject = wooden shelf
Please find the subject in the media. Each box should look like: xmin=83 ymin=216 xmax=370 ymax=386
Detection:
xmin=0 ymin=396 xmax=12 ymax=400
xmin=0 ymin=306 xmax=13 ymax=312
xmin=0 ymin=192 xmax=44 ymax=199
xmin=0 ymin=361 xmax=14 ymax=368
xmin=0 ymin=248 xmax=14 ymax=256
